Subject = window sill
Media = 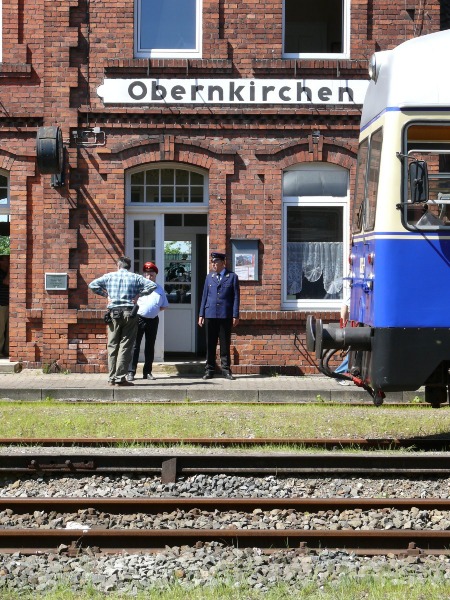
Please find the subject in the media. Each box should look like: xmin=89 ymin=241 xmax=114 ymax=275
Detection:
xmin=240 ymin=310 xmax=337 ymax=321
xmin=0 ymin=63 xmax=32 ymax=77
xmin=105 ymin=58 xmax=233 ymax=74
xmin=281 ymin=304 xmax=341 ymax=313
xmin=252 ymin=58 xmax=368 ymax=76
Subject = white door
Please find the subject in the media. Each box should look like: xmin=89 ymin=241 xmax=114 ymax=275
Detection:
xmin=126 ymin=214 xmax=165 ymax=361
xmin=164 ymin=237 xmax=196 ymax=353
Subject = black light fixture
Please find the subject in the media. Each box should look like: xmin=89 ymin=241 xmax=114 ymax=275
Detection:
xmin=312 ymin=130 xmax=321 ymax=144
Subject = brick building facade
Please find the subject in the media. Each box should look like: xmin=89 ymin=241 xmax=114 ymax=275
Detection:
xmin=0 ymin=0 xmax=441 ymax=373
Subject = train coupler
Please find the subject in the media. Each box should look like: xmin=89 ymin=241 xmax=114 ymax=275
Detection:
xmin=372 ymin=388 xmax=385 ymax=406
xmin=351 ymin=376 xmax=385 ymax=406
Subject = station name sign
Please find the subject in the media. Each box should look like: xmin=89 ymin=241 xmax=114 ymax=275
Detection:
xmin=97 ymin=78 xmax=369 ymax=106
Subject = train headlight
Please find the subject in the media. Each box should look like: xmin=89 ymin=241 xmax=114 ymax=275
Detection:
xmin=368 ymin=53 xmax=379 ymax=81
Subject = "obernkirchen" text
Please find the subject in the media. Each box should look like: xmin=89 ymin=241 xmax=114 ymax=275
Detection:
xmin=97 ymin=78 xmax=369 ymax=105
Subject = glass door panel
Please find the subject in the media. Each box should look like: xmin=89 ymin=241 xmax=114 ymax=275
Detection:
xmin=133 ymin=220 xmax=156 ymax=272
xmin=127 ymin=215 xmax=164 ymax=362
xmin=164 ymin=240 xmax=194 ymax=353
xmin=164 ymin=241 xmax=192 ymax=304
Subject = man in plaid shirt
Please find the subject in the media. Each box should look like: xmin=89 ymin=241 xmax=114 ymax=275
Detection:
xmin=89 ymin=256 xmax=156 ymax=386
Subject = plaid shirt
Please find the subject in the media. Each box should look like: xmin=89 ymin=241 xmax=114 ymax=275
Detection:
xmin=89 ymin=268 xmax=156 ymax=309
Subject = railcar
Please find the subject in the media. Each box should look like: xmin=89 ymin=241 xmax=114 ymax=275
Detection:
xmin=307 ymin=30 xmax=450 ymax=406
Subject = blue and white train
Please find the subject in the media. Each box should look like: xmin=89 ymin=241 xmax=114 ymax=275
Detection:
xmin=307 ymin=30 xmax=450 ymax=406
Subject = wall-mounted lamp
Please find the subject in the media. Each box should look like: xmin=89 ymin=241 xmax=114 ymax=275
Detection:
xmin=312 ymin=130 xmax=321 ymax=144
xmin=36 ymin=126 xmax=65 ymax=188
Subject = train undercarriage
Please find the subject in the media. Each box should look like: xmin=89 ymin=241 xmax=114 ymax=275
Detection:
xmin=306 ymin=316 xmax=450 ymax=407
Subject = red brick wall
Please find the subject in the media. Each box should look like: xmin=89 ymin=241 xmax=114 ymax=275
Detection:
xmin=0 ymin=0 xmax=441 ymax=373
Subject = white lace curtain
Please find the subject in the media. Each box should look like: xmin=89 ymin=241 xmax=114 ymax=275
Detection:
xmin=287 ymin=241 xmax=343 ymax=296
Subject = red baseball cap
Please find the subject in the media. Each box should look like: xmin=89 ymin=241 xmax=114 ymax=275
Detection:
xmin=143 ymin=261 xmax=158 ymax=274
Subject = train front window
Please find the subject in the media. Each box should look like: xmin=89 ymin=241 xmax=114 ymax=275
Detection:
xmin=351 ymin=128 xmax=382 ymax=234
xmin=405 ymin=123 xmax=450 ymax=230
xmin=352 ymin=138 xmax=368 ymax=234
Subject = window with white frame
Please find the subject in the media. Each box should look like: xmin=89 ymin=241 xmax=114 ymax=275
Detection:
xmin=283 ymin=0 xmax=350 ymax=59
xmin=283 ymin=163 xmax=349 ymax=309
xmin=135 ymin=0 xmax=202 ymax=59
xmin=127 ymin=165 xmax=208 ymax=205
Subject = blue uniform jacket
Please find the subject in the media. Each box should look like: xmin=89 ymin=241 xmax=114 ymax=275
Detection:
xmin=199 ymin=269 xmax=240 ymax=319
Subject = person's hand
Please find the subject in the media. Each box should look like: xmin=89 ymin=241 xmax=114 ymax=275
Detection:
xmin=233 ymin=318 xmax=239 ymax=327
xmin=340 ymin=305 xmax=349 ymax=321
xmin=198 ymin=317 xmax=204 ymax=327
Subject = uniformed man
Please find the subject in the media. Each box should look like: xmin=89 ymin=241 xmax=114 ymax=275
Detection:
xmin=198 ymin=252 xmax=240 ymax=380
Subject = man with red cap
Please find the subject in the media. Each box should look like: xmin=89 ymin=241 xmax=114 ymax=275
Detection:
xmin=198 ymin=252 xmax=240 ymax=380
xmin=127 ymin=261 xmax=168 ymax=381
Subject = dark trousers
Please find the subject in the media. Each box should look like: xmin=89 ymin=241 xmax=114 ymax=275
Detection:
xmin=129 ymin=315 xmax=159 ymax=377
xmin=205 ymin=317 xmax=232 ymax=375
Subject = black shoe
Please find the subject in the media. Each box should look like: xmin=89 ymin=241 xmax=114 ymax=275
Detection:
xmin=223 ymin=373 xmax=236 ymax=380
xmin=202 ymin=373 xmax=214 ymax=380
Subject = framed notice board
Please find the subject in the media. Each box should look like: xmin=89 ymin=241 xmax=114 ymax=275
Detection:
xmin=231 ymin=239 xmax=259 ymax=281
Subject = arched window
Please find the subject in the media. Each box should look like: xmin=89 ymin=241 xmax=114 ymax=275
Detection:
xmin=282 ymin=163 xmax=349 ymax=310
xmin=127 ymin=165 xmax=207 ymax=205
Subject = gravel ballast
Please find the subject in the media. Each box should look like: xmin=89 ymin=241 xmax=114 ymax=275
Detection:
xmin=1 ymin=472 xmax=450 ymax=594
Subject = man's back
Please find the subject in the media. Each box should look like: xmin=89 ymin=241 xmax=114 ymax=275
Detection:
xmin=89 ymin=268 xmax=155 ymax=308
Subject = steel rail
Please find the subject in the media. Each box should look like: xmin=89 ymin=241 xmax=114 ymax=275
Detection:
xmin=0 ymin=437 xmax=449 ymax=450
xmin=1 ymin=453 xmax=450 ymax=481
xmin=0 ymin=528 xmax=449 ymax=556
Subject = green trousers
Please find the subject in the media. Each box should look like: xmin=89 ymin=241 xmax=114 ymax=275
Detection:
xmin=107 ymin=310 xmax=138 ymax=383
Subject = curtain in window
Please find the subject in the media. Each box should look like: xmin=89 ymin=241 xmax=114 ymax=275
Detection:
xmin=287 ymin=241 xmax=343 ymax=296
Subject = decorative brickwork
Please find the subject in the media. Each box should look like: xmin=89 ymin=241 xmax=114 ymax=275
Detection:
xmin=0 ymin=0 xmax=441 ymax=373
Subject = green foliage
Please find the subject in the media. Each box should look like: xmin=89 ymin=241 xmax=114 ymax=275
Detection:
xmin=164 ymin=241 xmax=184 ymax=255
xmin=0 ymin=236 xmax=10 ymax=255
xmin=410 ymin=395 xmax=425 ymax=404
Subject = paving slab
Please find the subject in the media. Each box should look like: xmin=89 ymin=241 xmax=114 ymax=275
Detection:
xmin=0 ymin=369 xmax=425 ymax=404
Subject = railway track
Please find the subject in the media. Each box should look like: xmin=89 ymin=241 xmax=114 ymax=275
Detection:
xmin=1 ymin=452 xmax=450 ymax=480
xmin=2 ymin=497 xmax=450 ymax=556
xmin=3 ymin=451 xmax=450 ymax=560
xmin=1 ymin=436 xmax=450 ymax=450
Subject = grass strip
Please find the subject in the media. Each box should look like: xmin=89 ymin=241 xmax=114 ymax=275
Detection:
xmin=1 ymin=578 xmax=450 ymax=599
xmin=0 ymin=402 xmax=449 ymax=439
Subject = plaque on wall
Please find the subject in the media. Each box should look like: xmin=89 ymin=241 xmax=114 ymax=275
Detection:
xmin=45 ymin=273 xmax=68 ymax=291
